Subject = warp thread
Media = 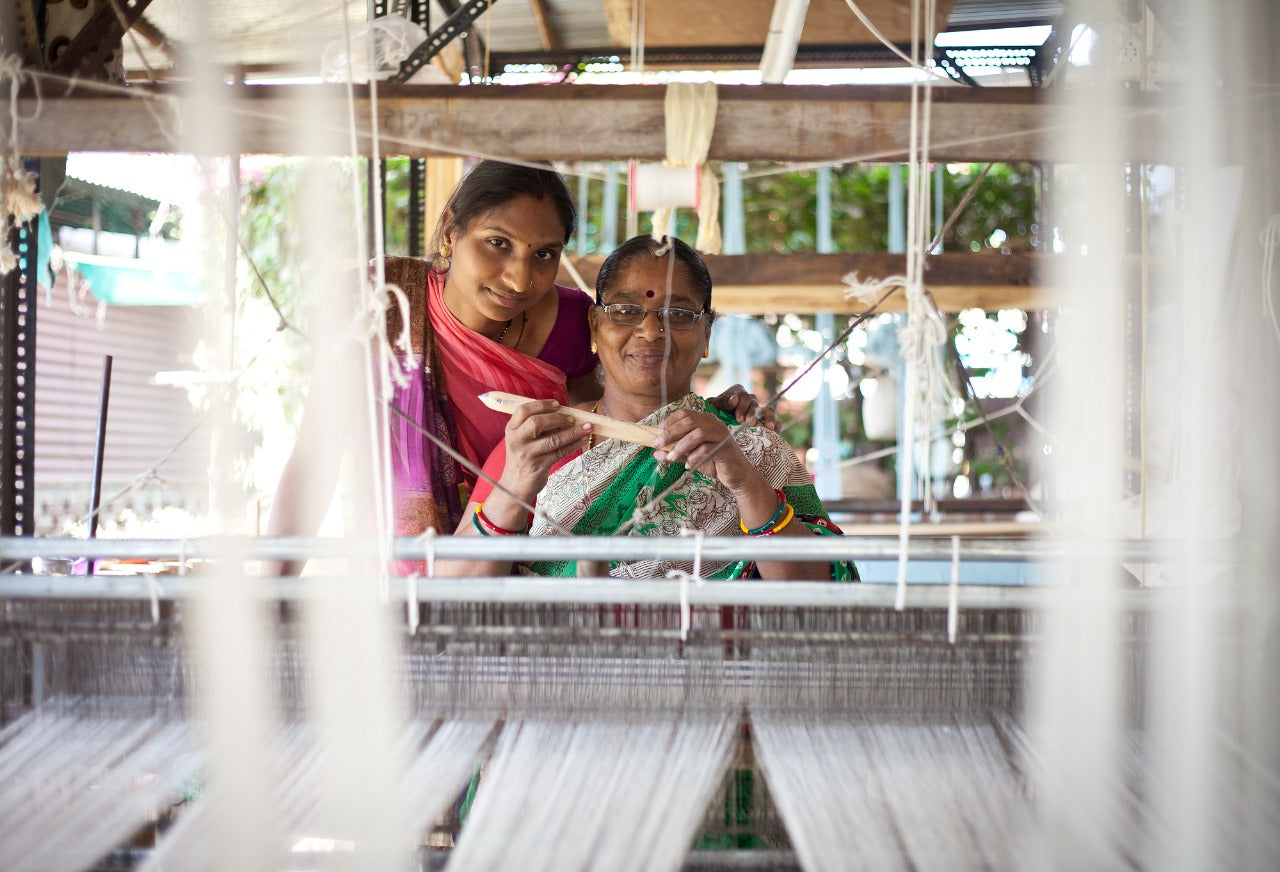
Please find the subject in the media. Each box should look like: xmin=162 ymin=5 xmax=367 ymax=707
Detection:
xmin=1262 ymin=213 xmax=1280 ymax=349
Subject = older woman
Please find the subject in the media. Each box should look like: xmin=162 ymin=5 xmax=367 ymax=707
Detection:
xmin=449 ymin=235 xmax=856 ymax=581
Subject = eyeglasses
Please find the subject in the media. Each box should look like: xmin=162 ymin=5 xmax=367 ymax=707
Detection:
xmin=597 ymin=303 xmax=708 ymax=331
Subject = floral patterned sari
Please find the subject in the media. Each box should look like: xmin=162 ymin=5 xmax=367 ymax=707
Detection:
xmin=524 ymin=394 xmax=857 ymax=581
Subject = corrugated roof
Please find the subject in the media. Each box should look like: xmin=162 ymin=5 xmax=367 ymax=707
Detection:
xmin=121 ymin=0 xmax=1061 ymax=79
xmin=946 ymin=0 xmax=1064 ymax=30
xmin=65 ymin=153 xmax=199 ymax=205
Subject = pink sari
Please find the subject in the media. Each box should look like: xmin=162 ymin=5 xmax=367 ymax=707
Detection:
xmin=426 ymin=269 xmax=569 ymax=477
xmin=386 ymin=259 xmax=568 ymax=548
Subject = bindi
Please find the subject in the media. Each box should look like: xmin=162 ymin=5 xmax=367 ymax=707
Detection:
xmin=645 ymin=289 xmax=656 ymax=298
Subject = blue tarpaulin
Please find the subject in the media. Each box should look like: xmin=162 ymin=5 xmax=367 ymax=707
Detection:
xmin=63 ymin=251 xmax=201 ymax=306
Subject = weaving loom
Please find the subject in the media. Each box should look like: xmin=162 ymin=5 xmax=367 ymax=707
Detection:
xmin=0 ymin=538 xmax=1169 ymax=872
xmin=3 ymin=0 xmax=1278 ymax=866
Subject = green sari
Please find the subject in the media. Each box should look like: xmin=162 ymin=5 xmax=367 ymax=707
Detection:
xmin=524 ymin=394 xmax=857 ymax=581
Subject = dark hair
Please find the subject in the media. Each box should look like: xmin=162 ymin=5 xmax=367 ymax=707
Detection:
xmin=594 ymin=235 xmax=714 ymax=312
xmin=427 ymin=160 xmax=577 ymax=265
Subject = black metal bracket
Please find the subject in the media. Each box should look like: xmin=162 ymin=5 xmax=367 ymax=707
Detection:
xmin=934 ymin=48 xmax=982 ymax=88
xmin=50 ymin=0 xmax=156 ymax=78
xmin=393 ymin=0 xmax=499 ymax=84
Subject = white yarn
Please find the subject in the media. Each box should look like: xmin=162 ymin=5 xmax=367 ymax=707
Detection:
xmin=668 ymin=529 xmax=706 ymax=641
xmin=0 ymin=53 xmax=41 ymax=155
xmin=695 ymin=164 xmax=722 ymax=254
xmin=406 ymin=572 xmax=420 ymax=635
xmin=891 ymin=0 xmax=948 ymax=610
xmin=841 ymin=0 xmax=950 ymax=81
xmin=334 ymin=7 xmax=402 ymax=603
xmin=629 ymin=162 xmax=700 ymax=212
xmin=842 ymin=271 xmax=908 ymax=306
xmin=629 ymin=0 xmax=646 ymax=73
xmin=649 ymin=82 xmax=721 ymax=254
xmin=558 ymin=253 xmax=591 ymax=299
xmin=363 ymin=279 xmax=415 ymax=393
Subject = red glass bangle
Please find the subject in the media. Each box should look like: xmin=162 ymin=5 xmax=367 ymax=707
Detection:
xmin=472 ymin=502 xmax=526 ymax=536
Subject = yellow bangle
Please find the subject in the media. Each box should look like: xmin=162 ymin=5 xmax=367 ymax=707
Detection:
xmin=473 ymin=502 xmax=526 ymax=536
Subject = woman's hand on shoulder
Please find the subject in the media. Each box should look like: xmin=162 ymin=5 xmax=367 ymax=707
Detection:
xmin=653 ymin=409 xmax=763 ymax=494
xmin=499 ymin=400 xmax=591 ymax=502
xmin=708 ymin=384 xmax=776 ymax=430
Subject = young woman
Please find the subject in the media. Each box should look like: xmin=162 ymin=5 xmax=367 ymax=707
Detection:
xmin=267 ymin=162 xmax=766 ymax=573
xmin=447 ymin=235 xmax=857 ymax=582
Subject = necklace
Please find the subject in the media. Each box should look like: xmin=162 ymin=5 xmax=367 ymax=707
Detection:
xmin=494 ymin=311 xmax=527 ymax=348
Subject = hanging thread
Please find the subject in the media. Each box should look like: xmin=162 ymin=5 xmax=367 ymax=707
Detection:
xmin=648 ymin=82 xmax=721 ymax=254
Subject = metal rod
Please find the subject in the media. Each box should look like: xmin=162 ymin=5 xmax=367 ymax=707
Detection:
xmin=0 ymin=573 xmax=1120 ymax=609
xmin=0 ymin=572 xmax=1251 ymax=612
xmin=87 ymin=354 xmax=113 ymax=542
xmin=0 ymin=534 xmax=1238 ymax=565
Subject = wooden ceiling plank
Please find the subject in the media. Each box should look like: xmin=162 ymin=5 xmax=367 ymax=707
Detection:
xmin=15 ymin=83 xmax=1178 ymax=164
xmin=642 ymin=0 xmax=952 ymax=49
xmin=527 ymin=0 xmax=559 ymax=51
xmin=602 ymin=0 xmax=634 ymax=48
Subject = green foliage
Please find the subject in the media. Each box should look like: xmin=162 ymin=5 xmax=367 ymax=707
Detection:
xmin=941 ymin=164 xmax=1040 ymax=252
xmin=740 ymin=161 xmax=1039 ymax=253
xmin=743 ymin=163 xmax=889 ymax=253
xmin=569 ymin=161 xmax=1039 ymax=256
xmin=382 ymin=158 xmax=412 ymax=255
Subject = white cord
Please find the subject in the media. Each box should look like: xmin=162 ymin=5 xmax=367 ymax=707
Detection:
xmin=1261 ymin=214 xmax=1280 ymax=350
xmin=668 ymin=528 xmax=706 ymax=642
xmin=1 ymin=52 xmax=42 ymax=153
xmin=148 ymin=572 xmax=162 ymax=625
xmin=559 ymin=254 xmax=592 ymax=297
xmin=841 ymin=0 xmax=949 ymax=81
xmin=630 ymin=0 xmax=646 ymax=74
xmin=406 ymin=573 xmax=420 ymax=636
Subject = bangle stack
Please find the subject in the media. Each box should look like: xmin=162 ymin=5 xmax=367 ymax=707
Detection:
xmin=740 ymin=490 xmax=795 ymax=536
xmin=472 ymin=503 xmax=527 ymax=536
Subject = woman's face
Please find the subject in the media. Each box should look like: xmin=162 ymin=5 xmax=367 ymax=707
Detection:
xmin=442 ymin=193 xmax=566 ymax=329
xmin=590 ymin=256 xmax=712 ymax=405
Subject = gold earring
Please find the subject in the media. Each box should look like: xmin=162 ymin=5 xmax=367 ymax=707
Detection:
xmin=439 ymin=243 xmax=452 ymax=265
xmin=703 ymin=345 xmax=710 ymax=358
xmin=590 ymin=339 xmax=597 ymax=354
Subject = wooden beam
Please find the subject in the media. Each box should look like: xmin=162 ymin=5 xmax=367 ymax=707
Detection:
xmin=527 ymin=0 xmax=559 ymax=51
xmin=13 ymin=83 xmax=1185 ymax=164
xmin=559 ymin=252 xmax=1052 ymax=313
xmin=706 ymin=282 xmax=1049 ymax=314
